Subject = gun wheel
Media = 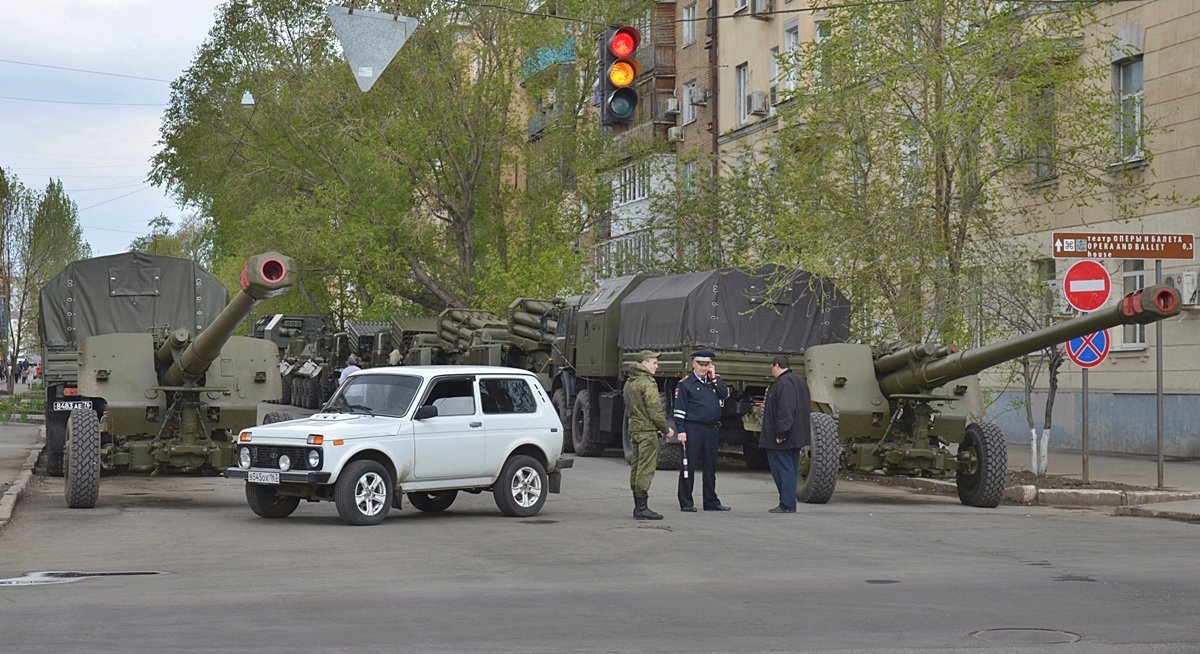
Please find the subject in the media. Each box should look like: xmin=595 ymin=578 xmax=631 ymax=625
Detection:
xmin=957 ymin=422 xmax=1007 ymax=508
xmin=797 ymin=412 xmax=839 ymax=504
xmin=64 ymin=407 xmax=100 ymax=509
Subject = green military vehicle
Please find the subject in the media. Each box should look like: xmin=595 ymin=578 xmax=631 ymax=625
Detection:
xmin=252 ymin=314 xmax=326 ymax=406
xmin=549 ymin=266 xmax=850 ymax=469
xmin=38 ymin=252 xmax=293 ymax=507
xmin=379 ymin=316 xmax=439 ymax=365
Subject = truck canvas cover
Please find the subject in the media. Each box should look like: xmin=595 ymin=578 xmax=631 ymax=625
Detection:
xmin=617 ymin=266 xmax=850 ymax=353
xmin=39 ymin=252 xmax=230 ymax=348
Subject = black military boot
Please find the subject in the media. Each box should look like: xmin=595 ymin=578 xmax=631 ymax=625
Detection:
xmin=634 ymin=494 xmax=663 ymax=520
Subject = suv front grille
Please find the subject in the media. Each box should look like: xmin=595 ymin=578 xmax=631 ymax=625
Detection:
xmin=251 ymin=445 xmax=317 ymax=471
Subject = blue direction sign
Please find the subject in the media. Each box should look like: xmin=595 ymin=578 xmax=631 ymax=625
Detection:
xmin=1066 ymin=329 xmax=1110 ymax=369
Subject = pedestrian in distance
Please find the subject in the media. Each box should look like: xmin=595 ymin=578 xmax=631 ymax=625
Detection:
xmin=675 ymin=350 xmax=731 ymax=512
xmin=338 ymin=354 xmax=361 ymax=386
xmin=623 ymin=350 xmax=675 ymax=520
xmin=760 ymin=355 xmax=811 ymax=513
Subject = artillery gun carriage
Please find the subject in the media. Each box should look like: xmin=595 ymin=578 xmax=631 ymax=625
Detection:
xmin=39 ymin=252 xmax=294 ymax=508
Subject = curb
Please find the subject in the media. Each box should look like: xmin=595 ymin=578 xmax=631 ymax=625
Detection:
xmin=885 ymin=476 xmax=1200 ymax=507
xmin=0 ymin=432 xmax=44 ymax=531
xmin=1115 ymin=504 xmax=1200 ymax=523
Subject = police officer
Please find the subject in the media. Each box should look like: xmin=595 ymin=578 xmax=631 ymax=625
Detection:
xmin=624 ymin=350 xmax=675 ymax=520
xmin=675 ymin=350 xmax=731 ymax=512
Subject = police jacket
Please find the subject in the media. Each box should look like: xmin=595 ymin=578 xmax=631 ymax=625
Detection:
xmin=759 ymin=369 xmax=811 ymax=450
xmin=623 ymin=364 xmax=670 ymax=434
xmin=673 ymin=371 xmax=729 ymax=427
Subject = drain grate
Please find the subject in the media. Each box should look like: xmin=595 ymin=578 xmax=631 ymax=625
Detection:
xmin=970 ymin=628 xmax=1082 ymax=644
xmin=0 ymin=571 xmax=169 ymax=587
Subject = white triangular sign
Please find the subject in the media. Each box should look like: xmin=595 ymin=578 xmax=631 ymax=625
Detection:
xmin=326 ymin=5 xmax=419 ymax=92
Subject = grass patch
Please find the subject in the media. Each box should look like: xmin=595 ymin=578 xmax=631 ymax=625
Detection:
xmin=0 ymin=391 xmax=44 ymax=423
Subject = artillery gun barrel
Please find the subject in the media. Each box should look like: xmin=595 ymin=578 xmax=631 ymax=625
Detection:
xmin=879 ymin=285 xmax=1181 ymax=397
xmin=164 ymin=253 xmax=293 ymax=386
xmin=155 ymin=329 xmax=190 ymax=367
xmin=873 ymin=343 xmax=958 ymax=375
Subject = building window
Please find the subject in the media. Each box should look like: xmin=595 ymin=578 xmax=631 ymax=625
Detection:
xmin=1035 ymin=258 xmax=1057 ymax=327
xmin=683 ymin=80 xmax=698 ymax=125
xmin=611 ymin=161 xmax=651 ymax=209
xmin=735 ymin=0 xmax=749 ymax=11
xmin=784 ymin=24 xmax=800 ymax=92
xmin=682 ymin=4 xmax=696 ymax=47
xmin=1122 ymin=260 xmax=1145 ymax=346
xmin=736 ymin=63 xmax=749 ymax=125
xmin=1030 ymin=87 xmax=1056 ymax=181
xmin=769 ymin=47 xmax=780 ymax=106
xmin=1116 ymin=57 xmax=1144 ymax=161
xmin=682 ymin=161 xmax=698 ymax=195
xmin=814 ymin=21 xmax=831 ymax=86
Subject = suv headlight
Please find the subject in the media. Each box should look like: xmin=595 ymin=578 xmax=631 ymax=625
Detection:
xmin=238 ymin=447 xmax=251 ymax=469
xmin=307 ymin=449 xmax=321 ymax=469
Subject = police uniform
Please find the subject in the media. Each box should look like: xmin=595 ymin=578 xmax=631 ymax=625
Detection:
xmin=675 ymin=350 xmax=730 ymax=511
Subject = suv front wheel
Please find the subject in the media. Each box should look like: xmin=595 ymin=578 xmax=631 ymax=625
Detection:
xmin=335 ymin=460 xmax=393 ymax=525
xmin=493 ymin=455 xmax=547 ymax=518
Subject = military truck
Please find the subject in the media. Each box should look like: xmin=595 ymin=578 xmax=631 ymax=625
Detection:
xmin=549 ymin=266 xmax=849 ymax=469
xmin=38 ymin=251 xmax=293 ymax=507
xmin=380 ymin=316 xmax=439 ymax=365
xmin=251 ymin=314 xmax=325 ymax=405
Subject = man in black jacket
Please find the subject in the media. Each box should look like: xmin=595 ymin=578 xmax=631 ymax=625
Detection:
xmin=759 ymin=355 xmax=811 ymax=513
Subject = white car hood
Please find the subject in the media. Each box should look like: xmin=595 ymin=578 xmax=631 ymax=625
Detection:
xmin=251 ymin=413 xmax=406 ymax=441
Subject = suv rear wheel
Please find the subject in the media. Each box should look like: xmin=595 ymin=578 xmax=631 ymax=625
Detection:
xmin=335 ymin=460 xmax=392 ymax=525
xmin=493 ymin=455 xmax=547 ymax=517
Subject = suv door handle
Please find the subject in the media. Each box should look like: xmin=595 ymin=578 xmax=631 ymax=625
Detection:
xmin=470 ymin=421 xmax=482 ymax=428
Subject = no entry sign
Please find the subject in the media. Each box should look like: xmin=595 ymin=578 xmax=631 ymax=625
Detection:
xmin=1063 ymin=260 xmax=1111 ymax=312
xmin=1066 ymin=329 xmax=1110 ymax=369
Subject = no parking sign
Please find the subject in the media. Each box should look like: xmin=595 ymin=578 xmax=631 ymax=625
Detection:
xmin=1066 ymin=329 xmax=1110 ymax=369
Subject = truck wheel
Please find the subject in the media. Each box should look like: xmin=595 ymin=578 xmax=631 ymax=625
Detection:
xmin=64 ymin=407 xmax=100 ymax=509
xmin=493 ymin=454 xmax=547 ymax=517
xmin=656 ymin=441 xmax=682 ymax=471
xmin=262 ymin=411 xmax=292 ymax=425
xmin=797 ymin=413 xmax=840 ymax=504
xmin=957 ymin=422 xmax=1007 ymax=508
xmin=334 ymin=460 xmax=393 ymax=526
xmin=290 ymin=377 xmax=305 ymax=408
xmin=407 ymin=490 xmax=458 ymax=513
xmin=245 ymin=483 xmax=300 ymax=518
xmin=742 ymin=442 xmax=770 ymax=471
xmin=280 ymin=377 xmax=292 ymax=405
xmin=570 ymin=391 xmax=605 ymax=456
xmin=552 ymin=389 xmax=573 ymax=453
xmin=45 ymin=451 xmax=64 ymax=478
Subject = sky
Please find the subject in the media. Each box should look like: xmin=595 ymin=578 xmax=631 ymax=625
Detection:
xmin=1 ymin=1 xmax=225 ymax=257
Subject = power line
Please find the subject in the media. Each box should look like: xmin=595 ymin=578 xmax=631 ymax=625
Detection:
xmin=0 ymin=58 xmax=172 ymax=83
xmin=77 ymin=185 xmax=154 ymax=211
xmin=0 ymin=95 xmax=165 ymax=106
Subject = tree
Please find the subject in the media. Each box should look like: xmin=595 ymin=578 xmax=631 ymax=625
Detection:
xmin=0 ymin=177 xmax=91 ymax=392
xmin=129 ymin=213 xmax=217 ymax=268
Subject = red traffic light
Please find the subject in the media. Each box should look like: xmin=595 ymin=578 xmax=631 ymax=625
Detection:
xmin=609 ymin=27 xmax=640 ymax=59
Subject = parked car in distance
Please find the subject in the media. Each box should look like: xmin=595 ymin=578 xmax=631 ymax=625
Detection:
xmin=226 ymin=366 xmax=572 ymax=525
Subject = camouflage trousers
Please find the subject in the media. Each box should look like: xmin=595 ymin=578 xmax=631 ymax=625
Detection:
xmin=629 ymin=430 xmax=660 ymax=496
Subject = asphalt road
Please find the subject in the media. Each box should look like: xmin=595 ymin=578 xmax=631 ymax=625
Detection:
xmin=1 ymin=454 xmax=1198 ymax=654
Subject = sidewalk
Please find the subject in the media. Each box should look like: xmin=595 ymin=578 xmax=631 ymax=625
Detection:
xmin=1006 ymin=442 xmax=1200 ymax=493
xmin=0 ymin=422 xmax=43 ymax=531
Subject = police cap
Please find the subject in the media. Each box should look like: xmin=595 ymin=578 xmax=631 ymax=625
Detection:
xmin=691 ymin=349 xmax=715 ymax=363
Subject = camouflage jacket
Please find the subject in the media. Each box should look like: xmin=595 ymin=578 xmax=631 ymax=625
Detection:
xmin=623 ymin=365 xmax=669 ymax=434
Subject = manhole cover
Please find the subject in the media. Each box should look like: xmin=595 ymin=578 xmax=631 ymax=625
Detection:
xmin=0 ymin=571 xmax=169 ymax=587
xmin=520 ymin=519 xmax=557 ymax=525
xmin=970 ymin=628 xmax=1082 ymax=644
xmin=865 ymin=579 xmax=900 ymax=584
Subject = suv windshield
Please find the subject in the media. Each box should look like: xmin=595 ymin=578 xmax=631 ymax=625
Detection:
xmin=325 ymin=374 xmax=422 ymax=417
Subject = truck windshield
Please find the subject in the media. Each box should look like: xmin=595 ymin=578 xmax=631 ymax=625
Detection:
xmin=326 ymin=374 xmax=421 ymax=417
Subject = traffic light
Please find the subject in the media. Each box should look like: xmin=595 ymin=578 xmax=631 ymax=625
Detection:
xmin=599 ymin=26 xmax=641 ymax=126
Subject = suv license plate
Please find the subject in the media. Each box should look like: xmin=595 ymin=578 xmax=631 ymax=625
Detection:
xmin=53 ymin=401 xmax=92 ymax=412
xmin=248 ymin=471 xmax=280 ymax=485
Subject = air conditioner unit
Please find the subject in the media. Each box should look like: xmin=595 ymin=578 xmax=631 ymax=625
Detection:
xmin=752 ymin=0 xmax=774 ymax=18
xmin=748 ymin=91 xmax=770 ymax=116
xmin=663 ymin=97 xmax=680 ymax=115
xmin=667 ymin=126 xmax=684 ymax=142
xmin=1172 ymin=270 xmax=1199 ymax=306
xmin=689 ymin=88 xmax=708 ymax=106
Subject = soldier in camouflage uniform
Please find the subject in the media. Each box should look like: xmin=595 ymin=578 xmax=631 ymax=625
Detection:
xmin=623 ymin=350 xmax=675 ymax=520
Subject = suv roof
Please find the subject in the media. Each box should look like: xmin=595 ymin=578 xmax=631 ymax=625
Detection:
xmin=345 ymin=365 xmax=538 ymax=380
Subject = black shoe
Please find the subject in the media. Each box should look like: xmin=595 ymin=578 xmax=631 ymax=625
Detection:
xmin=768 ymin=506 xmax=795 ymax=514
xmin=633 ymin=494 xmax=663 ymax=521
xmin=704 ymin=504 xmax=731 ymax=511
xmin=680 ymin=506 xmax=697 ymax=512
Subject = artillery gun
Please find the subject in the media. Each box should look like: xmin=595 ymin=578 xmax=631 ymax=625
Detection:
xmin=500 ymin=298 xmax=558 ymax=383
xmin=800 ymin=285 xmax=1182 ymax=508
xmin=55 ymin=252 xmax=294 ymax=508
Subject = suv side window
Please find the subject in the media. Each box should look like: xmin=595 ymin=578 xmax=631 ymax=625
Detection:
xmin=421 ymin=377 xmax=476 ymax=417
xmin=480 ymin=378 xmax=537 ymax=414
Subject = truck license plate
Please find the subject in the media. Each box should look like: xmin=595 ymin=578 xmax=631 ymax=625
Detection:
xmin=53 ymin=401 xmax=92 ymax=412
xmin=248 ymin=471 xmax=280 ymax=485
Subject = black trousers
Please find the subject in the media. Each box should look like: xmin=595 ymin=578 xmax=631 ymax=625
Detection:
xmin=678 ymin=423 xmax=720 ymax=509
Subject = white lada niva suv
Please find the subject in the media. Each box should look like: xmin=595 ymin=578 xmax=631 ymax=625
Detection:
xmin=226 ymin=366 xmax=573 ymax=525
